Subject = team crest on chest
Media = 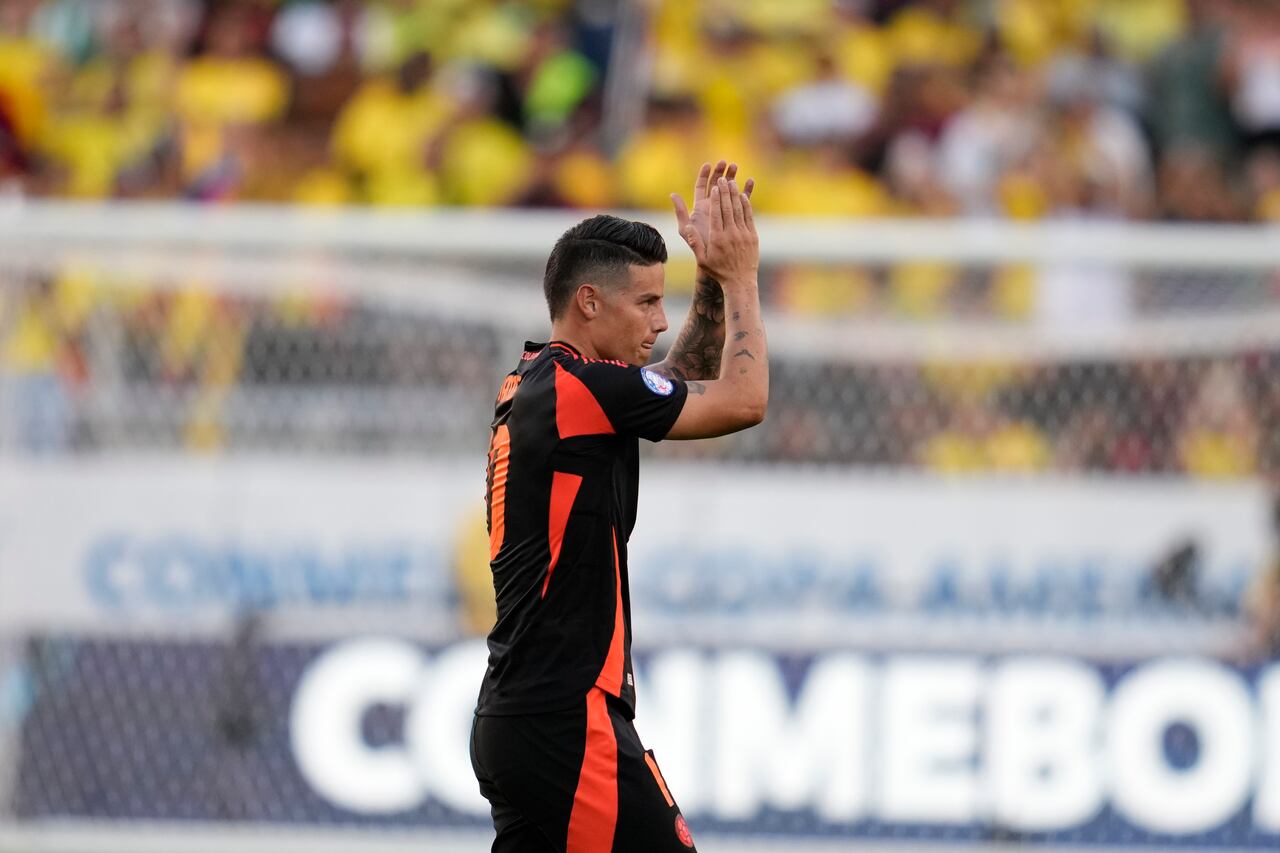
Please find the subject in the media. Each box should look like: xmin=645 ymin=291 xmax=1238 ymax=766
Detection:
xmin=641 ymin=368 xmax=674 ymax=396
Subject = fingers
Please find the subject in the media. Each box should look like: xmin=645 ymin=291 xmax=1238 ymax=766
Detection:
xmin=699 ymin=160 xmax=748 ymax=201
xmin=671 ymin=193 xmax=691 ymax=229
xmin=671 ymin=192 xmax=702 ymax=254
xmin=693 ymin=163 xmax=711 ymax=201
xmin=708 ymin=160 xmax=728 ymax=197
xmin=717 ymin=177 xmax=735 ymax=228
xmin=729 ymin=179 xmax=746 ymax=228
xmin=713 ymin=176 xmax=755 ymax=230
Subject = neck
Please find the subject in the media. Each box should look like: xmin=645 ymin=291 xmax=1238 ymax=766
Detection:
xmin=549 ymin=323 xmax=600 ymax=359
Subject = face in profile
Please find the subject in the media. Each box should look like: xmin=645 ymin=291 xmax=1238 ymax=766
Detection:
xmin=592 ymin=263 xmax=669 ymax=367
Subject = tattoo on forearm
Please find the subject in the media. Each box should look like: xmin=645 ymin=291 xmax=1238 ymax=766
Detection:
xmin=687 ymin=381 xmax=707 ymax=395
xmin=733 ymin=331 xmax=748 ymax=341
xmin=663 ymin=273 xmax=726 ymax=381
xmin=732 ymin=349 xmax=755 ymax=361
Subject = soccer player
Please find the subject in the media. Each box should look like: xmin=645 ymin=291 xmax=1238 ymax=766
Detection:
xmin=471 ymin=162 xmax=767 ymax=853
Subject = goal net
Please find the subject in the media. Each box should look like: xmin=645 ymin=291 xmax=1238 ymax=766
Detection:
xmin=1 ymin=202 xmax=1278 ymax=851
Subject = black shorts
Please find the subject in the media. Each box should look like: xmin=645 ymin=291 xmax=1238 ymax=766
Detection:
xmin=471 ymin=687 xmax=697 ymax=853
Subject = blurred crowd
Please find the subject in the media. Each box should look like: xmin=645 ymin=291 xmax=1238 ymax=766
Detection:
xmin=2 ymin=0 xmax=1278 ymax=480
xmin=2 ymin=0 xmax=1280 ymax=221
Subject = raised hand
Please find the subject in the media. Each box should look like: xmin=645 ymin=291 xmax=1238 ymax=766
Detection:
xmin=663 ymin=171 xmax=769 ymax=439
xmin=671 ymin=160 xmax=755 ymax=267
xmin=701 ymin=175 xmax=759 ymax=289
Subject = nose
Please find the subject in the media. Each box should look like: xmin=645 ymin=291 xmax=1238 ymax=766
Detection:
xmin=655 ymin=305 xmax=668 ymax=334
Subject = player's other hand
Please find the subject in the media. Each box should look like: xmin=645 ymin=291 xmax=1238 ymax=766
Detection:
xmin=699 ymin=175 xmax=759 ymax=289
xmin=671 ymin=160 xmax=754 ymax=268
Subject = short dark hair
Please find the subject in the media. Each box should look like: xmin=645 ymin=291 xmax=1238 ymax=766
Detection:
xmin=543 ymin=215 xmax=668 ymax=320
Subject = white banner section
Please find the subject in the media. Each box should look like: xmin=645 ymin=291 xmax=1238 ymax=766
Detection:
xmin=0 ymin=458 xmax=1268 ymax=652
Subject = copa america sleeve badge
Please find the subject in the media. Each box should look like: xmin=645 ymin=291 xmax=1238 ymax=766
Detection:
xmin=640 ymin=368 xmax=675 ymax=396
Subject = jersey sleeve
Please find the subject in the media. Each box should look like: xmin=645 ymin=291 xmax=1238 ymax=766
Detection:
xmin=574 ymin=362 xmax=689 ymax=442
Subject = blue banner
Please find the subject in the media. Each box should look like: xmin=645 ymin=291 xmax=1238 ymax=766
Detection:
xmin=5 ymin=635 xmax=1280 ymax=848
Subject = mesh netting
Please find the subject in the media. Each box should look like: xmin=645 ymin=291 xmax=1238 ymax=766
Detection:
xmin=2 ymin=256 xmax=1278 ymax=480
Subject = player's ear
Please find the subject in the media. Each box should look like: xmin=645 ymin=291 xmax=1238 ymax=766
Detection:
xmin=576 ymin=283 xmax=600 ymax=319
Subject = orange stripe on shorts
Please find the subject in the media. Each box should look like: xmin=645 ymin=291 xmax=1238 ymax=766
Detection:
xmin=566 ymin=688 xmax=618 ymax=853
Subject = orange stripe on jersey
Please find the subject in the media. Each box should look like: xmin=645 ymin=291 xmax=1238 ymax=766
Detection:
xmin=542 ymin=471 xmax=583 ymax=598
xmin=554 ymin=362 xmax=615 ymax=439
xmin=487 ymin=424 xmax=511 ymax=561
xmin=644 ymin=752 xmax=675 ymax=808
xmin=566 ymin=688 xmax=618 ymax=853
xmin=594 ymin=529 xmax=626 ymax=696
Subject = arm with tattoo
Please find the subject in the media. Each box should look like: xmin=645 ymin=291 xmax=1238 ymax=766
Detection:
xmin=657 ymin=160 xmax=755 ymax=383
xmin=651 ymin=272 xmax=725 ymax=382
xmin=664 ymin=173 xmax=768 ymax=438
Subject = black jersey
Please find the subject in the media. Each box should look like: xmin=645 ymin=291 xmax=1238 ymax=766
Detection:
xmin=477 ymin=340 xmax=688 ymax=718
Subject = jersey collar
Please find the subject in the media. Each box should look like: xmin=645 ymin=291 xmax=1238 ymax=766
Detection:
xmin=547 ymin=340 xmax=582 ymax=357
